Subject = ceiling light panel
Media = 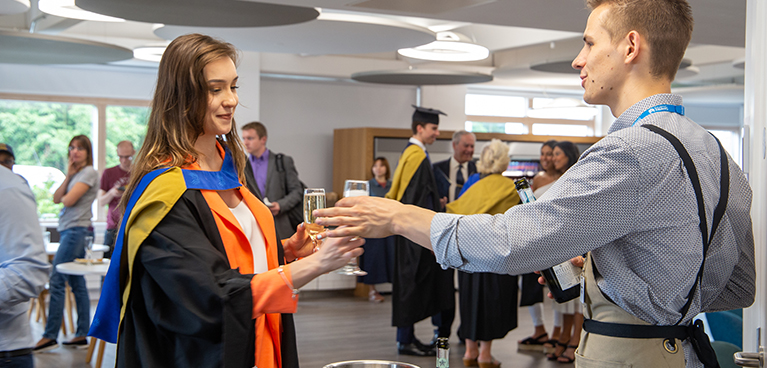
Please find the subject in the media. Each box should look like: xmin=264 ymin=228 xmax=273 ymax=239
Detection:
xmin=39 ymin=0 xmax=124 ymax=22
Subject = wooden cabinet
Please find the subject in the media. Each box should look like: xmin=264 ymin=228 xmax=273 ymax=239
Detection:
xmin=332 ymin=127 xmax=602 ymax=195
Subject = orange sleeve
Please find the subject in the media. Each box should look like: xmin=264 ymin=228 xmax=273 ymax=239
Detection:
xmin=251 ymin=265 xmax=299 ymax=319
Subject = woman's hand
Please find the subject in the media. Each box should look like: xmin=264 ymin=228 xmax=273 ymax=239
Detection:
xmin=67 ymin=156 xmax=83 ymax=177
xmin=312 ymin=233 xmax=365 ymax=274
xmin=283 ymin=223 xmax=314 ymax=261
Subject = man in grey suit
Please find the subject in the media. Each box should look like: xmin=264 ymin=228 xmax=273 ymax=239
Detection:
xmin=241 ymin=121 xmax=303 ymax=239
xmin=433 ymin=130 xmax=477 ymax=205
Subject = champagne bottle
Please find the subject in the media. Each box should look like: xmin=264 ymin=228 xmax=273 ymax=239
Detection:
xmin=514 ymin=178 xmax=581 ymax=303
xmin=436 ymin=337 xmax=449 ymax=368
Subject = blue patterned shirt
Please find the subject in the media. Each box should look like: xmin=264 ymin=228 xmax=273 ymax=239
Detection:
xmin=430 ymin=94 xmax=755 ymax=367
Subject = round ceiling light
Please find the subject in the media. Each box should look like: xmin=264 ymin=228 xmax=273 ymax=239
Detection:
xmin=132 ymin=45 xmax=166 ymax=63
xmin=39 ymin=0 xmax=124 ymax=22
xmin=398 ymin=31 xmax=489 ymax=62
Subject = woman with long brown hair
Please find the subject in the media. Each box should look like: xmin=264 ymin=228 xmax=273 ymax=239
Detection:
xmin=89 ymin=34 xmax=363 ymax=368
xmin=35 ymin=135 xmax=99 ymax=352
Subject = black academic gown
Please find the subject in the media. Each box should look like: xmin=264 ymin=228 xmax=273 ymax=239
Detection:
xmin=387 ymin=144 xmax=455 ymax=327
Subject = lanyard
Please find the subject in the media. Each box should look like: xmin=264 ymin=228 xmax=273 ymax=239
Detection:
xmin=631 ymin=104 xmax=685 ymax=126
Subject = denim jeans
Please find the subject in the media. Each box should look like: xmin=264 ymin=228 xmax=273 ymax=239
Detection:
xmin=0 ymin=354 xmax=33 ymax=368
xmin=43 ymin=226 xmax=91 ymax=340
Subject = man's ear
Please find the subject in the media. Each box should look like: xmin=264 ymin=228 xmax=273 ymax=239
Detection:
xmin=624 ymin=30 xmax=641 ymax=64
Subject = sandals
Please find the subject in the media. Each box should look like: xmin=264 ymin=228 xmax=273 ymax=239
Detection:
xmin=477 ymin=360 xmax=501 ymax=368
xmin=368 ymin=290 xmax=384 ymax=303
xmin=546 ymin=340 xmax=569 ymax=361
xmin=557 ymin=345 xmax=577 ymax=364
xmin=517 ymin=333 xmax=549 ymax=351
xmin=462 ymin=357 xmax=478 ymax=367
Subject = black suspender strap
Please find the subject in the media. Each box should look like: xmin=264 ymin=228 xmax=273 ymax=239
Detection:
xmin=643 ymin=125 xmax=729 ymax=325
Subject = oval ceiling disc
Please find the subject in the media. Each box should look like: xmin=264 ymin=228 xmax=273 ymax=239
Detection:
xmin=75 ymin=0 xmax=319 ymax=27
xmin=0 ymin=31 xmax=133 ymax=64
xmin=352 ymin=69 xmax=493 ymax=85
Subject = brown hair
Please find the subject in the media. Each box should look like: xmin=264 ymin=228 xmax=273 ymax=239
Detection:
xmin=68 ymin=135 xmax=93 ymax=166
xmin=241 ymin=121 xmax=267 ymax=139
xmin=371 ymin=157 xmax=391 ymax=181
xmin=120 ymin=33 xmax=246 ymax=210
xmin=585 ymin=0 xmax=693 ymax=81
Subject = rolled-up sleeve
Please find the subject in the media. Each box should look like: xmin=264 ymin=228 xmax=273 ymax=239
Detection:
xmin=431 ymin=213 xmax=463 ymax=269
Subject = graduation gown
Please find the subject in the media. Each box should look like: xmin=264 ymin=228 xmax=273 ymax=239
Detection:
xmin=90 ymin=145 xmax=299 ymax=368
xmin=447 ymin=174 xmax=520 ymax=341
xmin=386 ymin=144 xmax=455 ymax=327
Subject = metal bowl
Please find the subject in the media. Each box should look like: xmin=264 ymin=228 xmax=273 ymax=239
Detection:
xmin=323 ymin=360 xmax=421 ymax=368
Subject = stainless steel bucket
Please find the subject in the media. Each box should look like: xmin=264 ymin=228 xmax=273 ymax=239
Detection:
xmin=323 ymin=360 xmax=421 ymax=368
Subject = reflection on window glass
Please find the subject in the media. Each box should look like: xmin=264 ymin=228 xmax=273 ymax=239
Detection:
xmin=532 ymin=123 xmax=591 ymax=137
xmin=465 ymin=94 xmax=527 ymax=117
xmin=466 ymin=121 xmax=529 ymax=134
xmin=105 ymin=106 xmax=149 ymax=168
xmin=708 ymin=129 xmax=742 ymax=167
xmin=0 ymin=99 xmax=96 ymax=218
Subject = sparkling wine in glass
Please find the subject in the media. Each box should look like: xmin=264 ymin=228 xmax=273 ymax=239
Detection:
xmin=303 ymin=188 xmax=326 ymax=251
xmin=336 ymin=180 xmax=368 ymax=276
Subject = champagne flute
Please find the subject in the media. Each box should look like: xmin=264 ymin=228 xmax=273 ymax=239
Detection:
xmin=303 ymin=188 xmax=326 ymax=251
xmin=84 ymin=235 xmax=94 ymax=265
xmin=336 ymin=180 xmax=368 ymax=276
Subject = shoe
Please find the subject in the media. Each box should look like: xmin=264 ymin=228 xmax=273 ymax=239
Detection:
xmin=369 ymin=290 xmax=384 ymax=303
xmin=478 ymin=359 xmax=501 ymax=368
xmin=557 ymin=345 xmax=577 ymax=364
xmin=543 ymin=339 xmax=558 ymax=354
xmin=462 ymin=357 xmax=478 ymax=367
xmin=33 ymin=339 xmax=58 ymax=353
xmin=414 ymin=338 xmax=437 ymax=352
xmin=546 ymin=340 xmax=569 ymax=361
xmin=63 ymin=338 xmax=88 ymax=349
xmin=517 ymin=332 xmax=549 ymax=352
xmin=397 ymin=342 xmax=436 ymax=356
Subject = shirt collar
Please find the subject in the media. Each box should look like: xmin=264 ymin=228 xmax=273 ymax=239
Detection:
xmin=408 ymin=137 xmax=426 ymax=151
xmin=449 ymin=156 xmax=463 ymax=171
xmin=250 ymin=148 xmax=269 ymax=162
xmin=608 ymin=94 xmax=683 ymax=134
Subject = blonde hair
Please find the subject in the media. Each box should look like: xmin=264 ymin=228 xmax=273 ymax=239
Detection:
xmin=120 ymin=34 xmax=246 ymax=211
xmin=585 ymin=0 xmax=693 ymax=81
xmin=477 ymin=139 xmax=510 ymax=175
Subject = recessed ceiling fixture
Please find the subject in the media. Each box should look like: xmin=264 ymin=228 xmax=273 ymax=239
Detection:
xmin=132 ymin=45 xmax=167 ymax=63
xmin=398 ymin=31 xmax=489 ymax=62
xmin=38 ymin=0 xmax=124 ymax=22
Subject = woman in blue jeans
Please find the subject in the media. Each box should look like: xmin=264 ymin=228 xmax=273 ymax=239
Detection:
xmin=35 ymin=135 xmax=100 ymax=352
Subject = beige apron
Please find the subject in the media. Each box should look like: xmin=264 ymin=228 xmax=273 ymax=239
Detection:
xmin=576 ymin=253 xmax=686 ymax=368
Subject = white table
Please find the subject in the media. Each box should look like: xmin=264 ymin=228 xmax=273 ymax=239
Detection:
xmin=55 ymin=259 xmax=110 ymax=276
xmin=46 ymin=242 xmax=110 ymax=256
xmin=55 ymin=260 xmax=111 ymax=368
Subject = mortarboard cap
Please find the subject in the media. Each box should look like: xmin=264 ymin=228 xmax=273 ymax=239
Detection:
xmin=0 ymin=143 xmax=14 ymax=159
xmin=412 ymin=105 xmax=447 ymax=125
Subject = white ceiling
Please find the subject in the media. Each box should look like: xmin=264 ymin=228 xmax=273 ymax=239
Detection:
xmin=0 ymin=0 xmax=747 ymax=103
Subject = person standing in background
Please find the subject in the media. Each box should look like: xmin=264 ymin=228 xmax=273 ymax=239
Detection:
xmin=35 ymin=135 xmax=99 ymax=351
xmin=447 ymin=139 xmax=519 ymax=368
xmin=0 ymin=165 xmax=51 ymax=368
xmin=359 ymin=157 xmax=394 ymax=303
xmin=518 ymin=140 xmax=560 ymax=353
xmin=241 ymin=121 xmax=303 ymax=240
xmin=433 ymin=130 xmax=477 ymax=205
xmin=97 ymin=140 xmax=135 ymax=259
xmin=385 ymin=106 xmax=454 ymax=356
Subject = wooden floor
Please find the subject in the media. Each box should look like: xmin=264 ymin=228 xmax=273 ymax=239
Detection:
xmin=31 ymin=290 xmax=566 ymax=368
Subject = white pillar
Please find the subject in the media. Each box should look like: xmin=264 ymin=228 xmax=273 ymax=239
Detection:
xmin=742 ymin=0 xmax=767 ymax=353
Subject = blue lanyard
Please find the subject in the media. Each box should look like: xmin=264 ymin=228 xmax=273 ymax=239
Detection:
xmin=631 ymin=104 xmax=685 ymax=126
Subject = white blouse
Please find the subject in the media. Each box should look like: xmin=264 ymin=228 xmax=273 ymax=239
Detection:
xmin=229 ymin=200 xmax=268 ymax=274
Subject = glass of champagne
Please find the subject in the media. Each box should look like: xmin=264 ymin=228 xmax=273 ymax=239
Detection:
xmin=84 ymin=235 xmax=94 ymax=265
xmin=336 ymin=180 xmax=368 ymax=276
xmin=303 ymin=188 xmax=326 ymax=251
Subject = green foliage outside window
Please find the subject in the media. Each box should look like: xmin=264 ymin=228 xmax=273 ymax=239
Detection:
xmin=105 ymin=106 xmax=149 ymax=168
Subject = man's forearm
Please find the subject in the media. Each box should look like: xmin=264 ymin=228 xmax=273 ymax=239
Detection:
xmin=393 ymin=204 xmax=436 ymax=251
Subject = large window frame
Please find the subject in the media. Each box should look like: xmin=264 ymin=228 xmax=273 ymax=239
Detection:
xmin=0 ymin=92 xmax=150 ymax=223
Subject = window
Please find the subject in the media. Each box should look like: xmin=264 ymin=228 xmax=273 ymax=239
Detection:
xmin=0 ymin=94 xmax=149 ymax=220
xmin=708 ymin=129 xmax=742 ymax=167
xmin=464 ymin=93 xmax=600 ymax=137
